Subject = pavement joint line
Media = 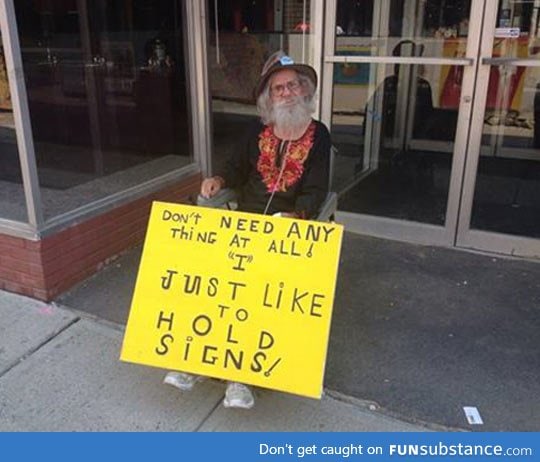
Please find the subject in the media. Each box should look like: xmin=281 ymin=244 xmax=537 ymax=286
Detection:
xmin=0 ymin=316 xmax=81 ymax=379
xmin=194 ymin=394 xmax=225 ymax=432
xmin=48 ymin=302 xmax=237 ymax=431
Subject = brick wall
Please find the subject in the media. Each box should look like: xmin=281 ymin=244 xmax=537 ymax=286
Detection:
xmin=0 ymin=174 xmax=201 ymax=301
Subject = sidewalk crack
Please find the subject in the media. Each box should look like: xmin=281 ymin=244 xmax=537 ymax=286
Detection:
xmin=0 ymin=317 xmax=81 ymax=379
xmin=194 ymin=395 xmax=223 ymax=432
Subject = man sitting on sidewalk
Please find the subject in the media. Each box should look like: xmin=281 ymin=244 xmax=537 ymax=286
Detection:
xmin=164 ymin=50 xmax=331 ymax=409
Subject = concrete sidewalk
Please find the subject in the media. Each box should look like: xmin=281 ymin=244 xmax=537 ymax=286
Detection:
xmin=0 ymin=290 xmax=432 ymax=432
xmin=54 ymin=233 xmax=540 ymax=431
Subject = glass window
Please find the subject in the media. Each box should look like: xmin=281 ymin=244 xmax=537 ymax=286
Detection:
xmin=470 ymin=1 xmax=540 ymax=238
xmin=0 ymin=27 xmax=28 ymax=223
xmin=333 ymin=62 xmax=461 ymax=225
xmin=207 ymin=0 xmax=314 ymax=175
xmin=14 ymin=0 xmax=193 ymax=220
xmin=330 ymin=0 xmax=471 ymax=225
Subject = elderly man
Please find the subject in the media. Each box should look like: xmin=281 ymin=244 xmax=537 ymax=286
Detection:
xmin=163 ymin=51 xmax=331 ymax=409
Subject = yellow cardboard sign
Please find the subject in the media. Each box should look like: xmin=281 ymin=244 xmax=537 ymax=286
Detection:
xmin=120 ymin=201 xmax=343 ymax=398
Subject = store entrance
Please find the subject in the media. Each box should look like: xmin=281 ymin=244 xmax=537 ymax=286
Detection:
xmin=456 ymin=1 xmax=540 ymax=257
xmin=322 ymin=0 xmax=538 ymax=256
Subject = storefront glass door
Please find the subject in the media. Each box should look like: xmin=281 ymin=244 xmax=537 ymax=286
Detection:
xmin=322 ymin=0 xmax=480 ymax=246
xmin=322 ymin=0 xmax=538 ymax=256
xmin=456 ymin=0 xmax=540 ymax=257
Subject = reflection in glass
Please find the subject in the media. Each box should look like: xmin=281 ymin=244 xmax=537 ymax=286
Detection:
xmin=469 ymin=1 xmax=540 ymax=239
xmin=471 ymin=64 xmax=540 ymax=238
xmin=14 ymin=1 xmax=193 ymax=220
xmin=335 ymin=0 xmax=471 ymax=57
xmin=0 ymin=28 xmax=28 ymax=222
xmin=207 ymin=0 xmax=313 ymax=175
xmin=333 ymin=63 xmax=461 ymax=225
xmin=330 ymin=0 xmax=470 ymax=226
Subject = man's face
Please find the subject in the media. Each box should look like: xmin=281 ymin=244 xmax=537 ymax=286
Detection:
xmin=269 ymin=69 xmax=305 ymax=106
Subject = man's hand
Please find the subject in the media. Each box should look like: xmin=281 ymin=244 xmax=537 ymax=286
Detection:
xmin=200 ymin=176 xmax=225 ymax=199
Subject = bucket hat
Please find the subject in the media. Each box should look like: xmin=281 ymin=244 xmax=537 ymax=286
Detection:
xmin=254 ymin=51 xmax=317 ymax=98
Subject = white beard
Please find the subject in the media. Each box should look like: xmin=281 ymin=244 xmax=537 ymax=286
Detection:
xmin=271 ymin=96 xmax=314 ymax=136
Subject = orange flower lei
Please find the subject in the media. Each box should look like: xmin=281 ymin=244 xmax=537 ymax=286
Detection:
xmin=257 ymin=122 xmax=316 ymax=193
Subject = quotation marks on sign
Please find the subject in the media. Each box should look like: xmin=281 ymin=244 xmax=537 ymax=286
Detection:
xmin=228 ymin=252 xmax=254 ymax=271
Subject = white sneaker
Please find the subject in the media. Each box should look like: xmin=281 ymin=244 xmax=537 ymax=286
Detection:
xmin=223 ymin=382 xmax=255 ymax=409
xmin=163 ymin=371 xmax=203 ymax=391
